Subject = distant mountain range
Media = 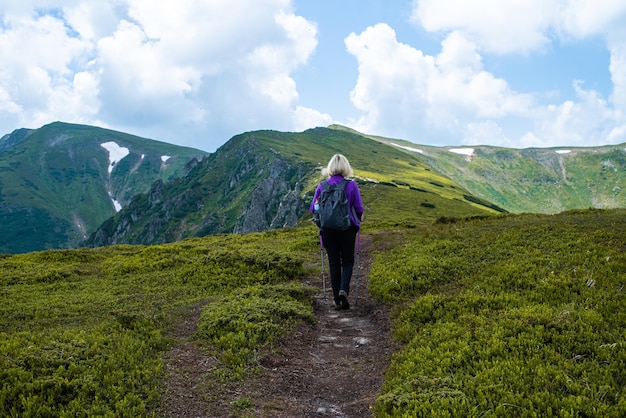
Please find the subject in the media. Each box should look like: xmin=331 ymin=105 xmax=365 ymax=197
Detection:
xmin=0 ymin=122 xmax=207 ymax=253
xmin=1 ymin=122 xmax=624 ymax=253
xmin=386 ymin=138 xmax=626 ymax=214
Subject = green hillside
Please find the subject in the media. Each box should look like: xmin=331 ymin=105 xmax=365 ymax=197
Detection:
xmin=369 ymin=209 xmax=626 ymax=416
xmin=1 ymin=209 xmax=624 ymax=416
xmin=4 ymin=122 xmax=624 ymax=253
xmin=397 ymin=142 xmax=626 ymax=214
xmin=0 ymin=228 xmax=316 ymax=416
xmin=86 ymin=127 xmax=501 ymax=247
xmin=2 ymin=122 xmax=625 ymax=415
xmin=256 ymin=128 xmax=487 ymax=201
xmin=85 ymin=128 xmax=500 ymax=246
xmin=0 ymin=122 xmax=207 ymax=253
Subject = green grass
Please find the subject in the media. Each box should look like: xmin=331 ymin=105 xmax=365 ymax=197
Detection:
xmin=369 ymin=209 xmax=626 ymax=417
xmin=196 ymin=283 xmax=314 ymax=380
xmin=358 ymin=181 xmax=494 ymax=229
xmin=3 ymin=209 xmax=626 ymax=416
xmin=415 ymin=144 xmax=626 ymax=215
xmin=0 ymin=122 xmax=207 ymax=253
xmin=0 ymin=229 xmax=317 ymax=416
xmin=255 ymin=127 xmax=493 ymax=210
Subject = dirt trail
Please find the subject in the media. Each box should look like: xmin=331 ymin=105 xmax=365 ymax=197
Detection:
xmin=159 ymin=234 xmax=394 ymax=417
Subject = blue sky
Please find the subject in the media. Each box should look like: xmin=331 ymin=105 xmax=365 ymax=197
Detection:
xmin=1 ymin=0 xmax=625 ymax=152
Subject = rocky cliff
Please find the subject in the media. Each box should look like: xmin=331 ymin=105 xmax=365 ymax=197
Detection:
xmin=85 ymin=133 xmax=315 ymax=247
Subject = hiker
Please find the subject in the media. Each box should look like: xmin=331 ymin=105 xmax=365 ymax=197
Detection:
xmin=311 ymin=154 xmax=363 ymax=310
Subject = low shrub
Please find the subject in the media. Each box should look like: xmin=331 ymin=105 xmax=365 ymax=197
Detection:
xmin=196 ymin=284 xmax=315 ymax=380
xmin=370 ymin=209 xmax=626 ymax=417
xmin=0 ymin=230 xmax=315 ymax=416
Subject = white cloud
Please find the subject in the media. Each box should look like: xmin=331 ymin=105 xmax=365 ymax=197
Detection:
xmin=345 ymin=6 xmax=626 ymax=148
xmin=44 ymin=71 xmax=100 ymax=126
xmin=464 ymin=120 xmax=510 ymax=147
xmin=0 ymin=10 xmax=96 ymax=129
xmin=530 ymin=81 xmax=621 ymax=147
xmin=0 ymin=85 xmax=20 ymax=109
xmin=413 ymin=0 xmax=626 ymax=53
xmin=0 ymin=0 xmax=318 ymax=151
xmin=607 ymin=124 xmax=626 ymax=143
xmin=345 ymin=24 xmax=534 ymax=145
xmin=1 ymin=15 xmax=91 ymax=74
xmin=608 ymin=39 xmax=626 ymax=115
xmin=63 ymin=1 xmax=121 ymax=41
xmin=558 ymin=0 xmax=626 ymax=38
xmin=245 ymin=12 xmax=318 ymax=107
xmin=1 ymin=0 xmax=625 ymax=152
xmin=433 ymin=32 xmax=534 ymax=120
xmin=337 ymin=0 xmax=626 ymax=148
xmin=292 ymin=105 xmax=334 ymax=131
xmin=413 ymin=0 xmax=557 ymax=54
xmin=97 ymin=20 xmax=201 ymax=98
xmin=345 ymin=23 xmax=434 ymax=139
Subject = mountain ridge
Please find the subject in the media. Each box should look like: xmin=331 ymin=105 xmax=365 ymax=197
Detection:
xmin=1 ymin=122 xmax=625 ymax=253
xmin=409 ymin=143 xmax=626 ymax=214
xmin=0 ymin=122 xmax=208 ymax=253
xmin=83 ymin=127 xmax=505 ymax=247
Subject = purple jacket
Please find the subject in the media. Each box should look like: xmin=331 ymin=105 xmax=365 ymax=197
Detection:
xmin=310 ymin=175 xmax=363 ymax=228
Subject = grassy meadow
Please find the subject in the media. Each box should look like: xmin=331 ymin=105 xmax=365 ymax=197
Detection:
xmin=1 ymin=209 xmax=625 ymax=416
xmin=0 ymin=229 xmax=317 ymax=416
xmin=369 ymin=209 xmax=626 ymax=417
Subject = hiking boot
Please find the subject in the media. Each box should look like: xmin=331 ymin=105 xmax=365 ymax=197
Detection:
xmin=339 ymin=290 xmax=350 ymax=310
xmin=333 ymin=298 xmax=342 ymax=310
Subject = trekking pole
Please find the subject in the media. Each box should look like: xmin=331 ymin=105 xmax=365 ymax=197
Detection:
xmin=320 ymin=235 xmax=327 ymax=300
xmin=354 ymin=229 xmax=361 ymax=306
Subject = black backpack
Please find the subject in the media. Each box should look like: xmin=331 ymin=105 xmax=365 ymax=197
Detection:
xmin=315 ymin=179 xmax=352 ymax=231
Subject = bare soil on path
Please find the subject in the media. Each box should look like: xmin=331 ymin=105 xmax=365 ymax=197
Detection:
xmin=159 ymin=234 xmax=395 ymax=417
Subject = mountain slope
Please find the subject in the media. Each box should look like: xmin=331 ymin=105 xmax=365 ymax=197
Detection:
xmin=86 ymin=128 xmax=498 ymax=247
xmin=8 ymin=122 xmax=621 ymax=252
xmin=373 ymin=135 xmax=626 ymax=214
xmin=0 ymin=122 xmax=207 ymax=253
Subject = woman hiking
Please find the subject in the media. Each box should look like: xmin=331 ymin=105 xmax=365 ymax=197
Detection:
xmin=311 ymin=154 xmax=363 ymax=310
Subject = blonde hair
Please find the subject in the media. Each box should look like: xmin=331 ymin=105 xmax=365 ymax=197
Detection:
xmin=322 ymin=153 xmax=354 ymax=179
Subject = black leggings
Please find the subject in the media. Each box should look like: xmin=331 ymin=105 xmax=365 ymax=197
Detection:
xmin=321 ymin=226 xmax=358 ymax=302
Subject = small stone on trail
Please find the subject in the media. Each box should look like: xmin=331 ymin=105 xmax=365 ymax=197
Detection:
xmin=354 ymin=337 xmax=370 ymax=346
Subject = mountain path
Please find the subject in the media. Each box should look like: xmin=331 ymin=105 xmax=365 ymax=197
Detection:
xmin=159 ymin=234 xmax=395 ymax=417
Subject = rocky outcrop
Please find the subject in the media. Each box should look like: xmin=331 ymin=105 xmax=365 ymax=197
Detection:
xmin=234 ymin=176 xmax=306 ymax=234
xmin=233 ymin=155 xmax=309 ymax=233
xmin=85 ymin=137 xmax=315 ymax=247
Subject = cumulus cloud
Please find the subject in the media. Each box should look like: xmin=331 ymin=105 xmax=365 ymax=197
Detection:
xmin=531 ymin=81 xmax=619 ymax=147
xmin=345 ymin=24 xmax=534 ymax=145
xmin=0 ymin=9 xmax=96 ymax=129
xmin=608 ymin=39 xmax=626 ymax=115
xmin=0 ymin=0 xmax=318 ymax=151
xmin=413 ymin=0 xmax=557 ymax=54
xmin=558 ymin=0 xmax=626 ymax=38
xmin=96 ymin=0 xmax=318 ymax=148
xmin=345 ymin=24 xmax=433 ymax=139
xmin=340 ymin=0 xmax=626 ymax=147
xmin=292 ymin=105 xmax=334 ymax=132
xmin=1 ymin=0 xmax=626 ymax=151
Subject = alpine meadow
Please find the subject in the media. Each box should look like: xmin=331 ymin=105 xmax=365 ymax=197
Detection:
xmin=1 ymin=122 xmax=625 ymax=416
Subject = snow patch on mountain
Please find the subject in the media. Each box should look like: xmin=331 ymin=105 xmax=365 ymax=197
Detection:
xmin=389 ymin=143 xmax=424 ymax=153
xmin=449 ymin=148 xmax=474 ymax=156
xmin=111 ymin=197 xmax=122 ymax=212
xmin=101 ymin=141 xmax=129 ymax=174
